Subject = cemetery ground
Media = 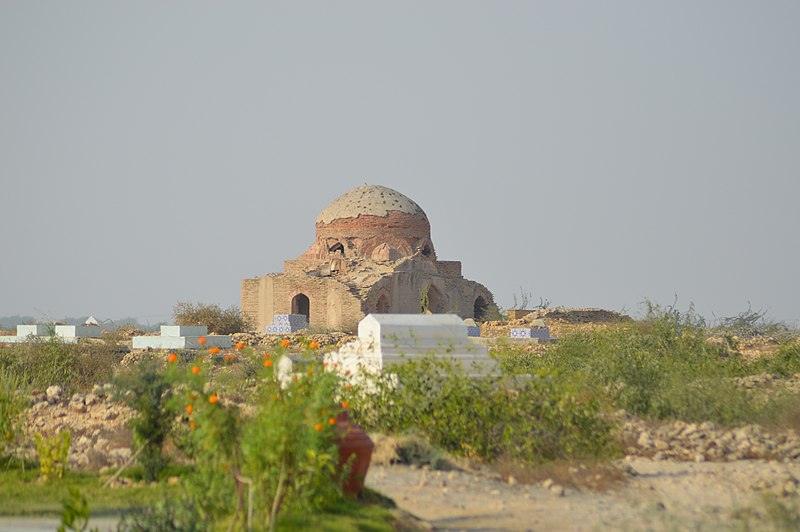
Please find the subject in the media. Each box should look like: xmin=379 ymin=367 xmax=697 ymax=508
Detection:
xmin=0 ymin=306 xmax=799 ymax=530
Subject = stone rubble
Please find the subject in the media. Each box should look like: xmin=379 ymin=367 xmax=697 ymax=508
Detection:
xmin=20 ymin=383 xmax=135 ymax=471
xmin=623 ymin=419 xmax=800 ymax=462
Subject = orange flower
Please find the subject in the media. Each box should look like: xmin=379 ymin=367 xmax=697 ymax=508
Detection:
xmin=209 ymin=394 xmax=219 ymax=404
xmin=341 ymin=401 xmax=350 ymax=409
xmin=344 ymin=385 xmax=352 ymax=391
xmin=191 ymin=365 xmax=200 ymax=375
xmin=235 ymin=341 xmax=245 ymax=350
xmin=328 ymin=417 xmax=336 ymax=426
xmin=209 ymin=346 xmax=220 ymax=355
xmin=309 ymin=341 xmax=319 ymax=349
xmin=307 ymin=369 xmax=314 ymax=376
xmin=314 ymin=423 xmax=323 ymax=431
xmin=186 ymin=404 xmax=193 ymax=415
xmin=189 ymin=421 xmax=197 ymax=430
xmin=280 ymin=339 xmax=290 ymax=348
xmin=198 ymin=337 xmax=207 ymax=345
xmin=167 ymin=352 xmax=178 ymax=363
xmin=263 ymin=353 xmax=271 ymax=359
xmin=264 ymin=359 xmax=273 ymax=368
xmin=323 ymin=361 xmax=328 ymax=367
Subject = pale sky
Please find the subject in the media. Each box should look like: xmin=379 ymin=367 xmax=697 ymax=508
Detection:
xmin=1 ymin=1 xmax=798 ymax=326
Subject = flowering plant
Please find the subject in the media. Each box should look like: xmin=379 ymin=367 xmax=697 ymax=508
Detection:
xmin=168 ymin=338 xmax=347 ymax=530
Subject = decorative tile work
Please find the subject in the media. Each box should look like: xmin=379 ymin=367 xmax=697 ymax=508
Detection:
xmin=510 ymin=327 xmax=551 ymax=340
xmin=266 ymin=314 xmax=308 ymax=334
xmin=466 ymin=325 xmax=481 ymax=337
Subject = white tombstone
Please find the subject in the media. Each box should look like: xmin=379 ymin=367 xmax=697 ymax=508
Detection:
xmin=131 ymin=324 xmax=232 ymax=349
xmin=17 ymin=324 xmax=53 ymax=337
xmin=55 ymin=325 xmax=102 ymax=338
xmin=326 ymin=314 xmax=495 ymax=378
xmin=160 ymin=325 xmax=209 ymax=337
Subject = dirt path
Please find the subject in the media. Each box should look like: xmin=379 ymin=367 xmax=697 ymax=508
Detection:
xmin=366 ymin=458 xmax=800 ymax=531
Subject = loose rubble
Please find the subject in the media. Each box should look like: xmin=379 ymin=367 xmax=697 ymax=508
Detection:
xmin=21 ymin=384 xmax=135 ymax=471
xmin=623 ymin=418 xmax=800 ymax=462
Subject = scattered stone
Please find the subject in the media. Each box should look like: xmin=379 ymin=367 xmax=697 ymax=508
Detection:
xmin=46 ymin=385 xmax=63 ymax=403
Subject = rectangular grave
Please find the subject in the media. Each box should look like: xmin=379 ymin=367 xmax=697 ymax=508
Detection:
xmin=160 ymin=325 xmax=209 ymax=337
xmin=16 ymin=324 xmax=53 ymax=337
xmin=132 ymin=335 xmax=232 ymax=350
xmin=326 ymin=314 xmax=496 ymax=378
xmin=54 ymin=325 xmax=102 ymax=338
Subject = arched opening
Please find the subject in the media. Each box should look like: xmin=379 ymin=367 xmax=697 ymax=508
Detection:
xmin=291 ymin=293 xmax=310 ymax=322
xmin=474 ymin=296 xmax=489 ymax=321
xmin=328 ymin=242 xmax=345 ymax=256
xmin=424 ymin=284 xmax=446 ymax=313
xmin=420 ymin=244 xmax=432 ymax=257
xmin=376 ymin=293 xmax=390 ymax=313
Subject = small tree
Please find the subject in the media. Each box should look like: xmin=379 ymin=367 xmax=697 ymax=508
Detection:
xmin=114 ymin=360 xmax=174 ymax=482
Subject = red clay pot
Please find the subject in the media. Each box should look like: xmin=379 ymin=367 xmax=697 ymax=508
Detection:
xmin=335 ymin=410 xmax=374 ymax=496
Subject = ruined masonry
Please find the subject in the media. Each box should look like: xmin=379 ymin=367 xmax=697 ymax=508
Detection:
xmin=242 ymin=184 xmax=497 ymax=333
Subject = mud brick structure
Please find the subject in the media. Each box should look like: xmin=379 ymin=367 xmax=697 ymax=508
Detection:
xmin=242 ymin=184 xmax=497 ymax=333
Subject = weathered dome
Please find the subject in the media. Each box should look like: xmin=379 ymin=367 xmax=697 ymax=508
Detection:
xmin=316 ymin=184 xmax=427 ymax=224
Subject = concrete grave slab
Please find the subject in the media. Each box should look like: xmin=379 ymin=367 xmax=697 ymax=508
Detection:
xmin=326 ymin=314 xmax=495 ymax=378
xmin=160 ymin=325 xmax=208 ymax=337
xmin=55 ymin=325 xmax=102 ymax=338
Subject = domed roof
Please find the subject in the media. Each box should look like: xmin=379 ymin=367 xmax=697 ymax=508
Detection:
xmin=316 ymin=184 xmax=427 ymax=224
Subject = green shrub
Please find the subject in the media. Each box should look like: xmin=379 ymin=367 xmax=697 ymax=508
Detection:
xmin=117 ymin=497 xmax=208 ymax=532
xmin=0 ymin=369 xmax=27 ymax=457
xmin=496 ymin=312 xmax=794 ymax=426
xmin=747 ymin=342 xmax=800 ymax=377
xmin=36 ymin=430 xmax=71 ymax=480
xmin=113 ymin=360 xmax=174 ymax=482
xmin=349 ymin=357 xmax=616 ymax=463
xmin=5 ymin=337 xmax=80 ymax=391
xmin=173 ymin=302 xmax=253 ymax=335
xmin=0 ymin=338 xmax=120 ymax=394
xmin=168 ymin=341 xmax=346 ymax=530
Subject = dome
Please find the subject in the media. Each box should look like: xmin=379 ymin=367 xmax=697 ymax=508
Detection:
xmin=316 ymin=184 xmax=427 ymax=225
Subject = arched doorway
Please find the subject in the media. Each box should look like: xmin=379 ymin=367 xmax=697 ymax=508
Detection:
xmin=291 ymin=293 xmax=310 ymax=322
xmin=474 ymin=296 xmax=488 ymax=321
xmin=376 ymin=293 xmax=390 ymax=313
xmin=328 ymin=242 xmax=345 ymax=256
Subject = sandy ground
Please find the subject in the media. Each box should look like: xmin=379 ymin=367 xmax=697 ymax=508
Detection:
xmin=366 ymin=458 xmax=800 ymax=531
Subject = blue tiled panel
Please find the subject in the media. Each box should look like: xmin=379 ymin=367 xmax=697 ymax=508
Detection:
xmin=266 ymin=314 xmax=308 ymax=334
xmin=510 ymin=327 xmax=550 ymax=339
xmin=466 ymin=326 xmax=481 ymax=337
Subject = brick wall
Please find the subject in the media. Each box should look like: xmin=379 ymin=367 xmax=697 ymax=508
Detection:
xmin=301 ymin=211 xmax=436 ymax=261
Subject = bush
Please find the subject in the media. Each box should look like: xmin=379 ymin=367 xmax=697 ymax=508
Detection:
xmin=113 ymin=360 xmax=174 ymax=482
xmin=348 ymin=358 xmax=617 ymax=463
xmin=0 ymin=338 xmax=121 ymax=394
xmin=36 ymin=430 xmax=71 ymax=480
xmin=167 ymin=341 xmax=346 ymax=530
xmin=495 ymin=311 xmax=795 ymax=426
xmin=0 ymin=369 xmax=27 ymax=457
xmin=173 ymin=302 xmax=253 ymax=335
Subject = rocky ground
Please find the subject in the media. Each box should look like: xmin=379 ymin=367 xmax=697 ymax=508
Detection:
xmin=367 ymin=458 xmax=800 ymax=531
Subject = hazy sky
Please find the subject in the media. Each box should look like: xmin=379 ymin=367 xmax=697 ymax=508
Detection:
xmin=1 ymin=1 xmax=798 ymax=326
